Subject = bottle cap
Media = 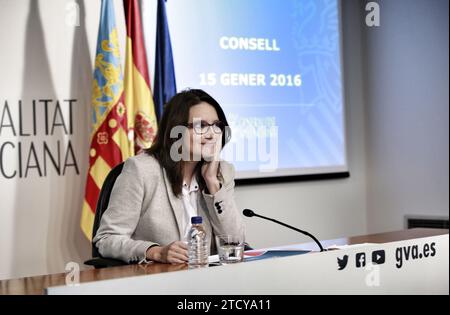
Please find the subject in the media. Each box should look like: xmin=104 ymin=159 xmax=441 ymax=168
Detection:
xmin=191 ymin=216 xmax=203 ymax=224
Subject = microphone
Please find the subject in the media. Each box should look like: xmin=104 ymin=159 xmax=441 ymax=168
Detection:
xmin=242 ymin=209 xmax=325 ymax=252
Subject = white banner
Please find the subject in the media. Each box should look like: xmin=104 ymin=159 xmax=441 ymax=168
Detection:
xmin=47 ymin=234 xmax=449 ymax=295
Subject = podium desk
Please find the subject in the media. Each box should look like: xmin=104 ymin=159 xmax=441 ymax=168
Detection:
xmin=0 ymin=228 xmax=448 ymax=295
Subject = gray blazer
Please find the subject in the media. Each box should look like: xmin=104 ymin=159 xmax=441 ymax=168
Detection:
xmin=93 ymin=153 xmax=245 ymax=264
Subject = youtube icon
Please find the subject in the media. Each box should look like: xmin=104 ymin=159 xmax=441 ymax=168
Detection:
xmin=372 ymin=250 xmax=386 ymax=265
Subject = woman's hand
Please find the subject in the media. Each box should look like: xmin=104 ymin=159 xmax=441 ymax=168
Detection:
xmin=146 ymin=241 xmax=189 ymax=264
xmin=201 ymin=138 xmax=222 ymax=194
xmin=201 ymin=161 xmax=221 ymax=194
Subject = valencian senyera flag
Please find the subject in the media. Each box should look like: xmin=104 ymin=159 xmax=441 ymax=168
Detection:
xmin=154 ymin=0 xmax=177 ymax=121
xmin=81 ymin=0 xmax=132 ymax=240
xmin=124 ymin=0 xmax=158 ymax=154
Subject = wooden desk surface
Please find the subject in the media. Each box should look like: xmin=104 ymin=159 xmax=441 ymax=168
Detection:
xmin=1 ymin=228 xmax=447 ymax=295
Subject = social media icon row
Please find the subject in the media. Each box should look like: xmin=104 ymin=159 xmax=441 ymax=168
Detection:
xmin=338 ymin=250 xmax=385 ymax=270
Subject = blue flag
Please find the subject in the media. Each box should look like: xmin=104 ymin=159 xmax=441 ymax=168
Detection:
xmin=154 ymin=0 xmax=177 ymax=121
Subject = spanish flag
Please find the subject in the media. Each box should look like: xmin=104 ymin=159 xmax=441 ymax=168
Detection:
xmin=81 ymin=0 xmax=131 ymax=240
xmin=124 ymin=0 xmax=158 ymax=154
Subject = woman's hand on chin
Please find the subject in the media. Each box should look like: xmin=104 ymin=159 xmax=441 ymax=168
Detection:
xmin=201 ymin=160 xmax=221 ymax=194
xmin=201 ymin=139 xmax=222 ymax=194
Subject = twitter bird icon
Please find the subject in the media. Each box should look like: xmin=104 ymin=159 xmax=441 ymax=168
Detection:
xmin=337 ymin=255 xmax=349 ymax=270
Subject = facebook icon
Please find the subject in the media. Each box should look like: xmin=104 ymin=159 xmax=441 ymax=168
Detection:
xmin=356 ymin=253 xmax=366 ymax=268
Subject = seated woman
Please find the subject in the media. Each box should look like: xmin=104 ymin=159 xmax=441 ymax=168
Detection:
xmin=93 ymin=89 xmax=245 ymax=264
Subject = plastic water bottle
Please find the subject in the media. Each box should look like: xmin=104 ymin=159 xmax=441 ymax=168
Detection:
xmin=188 ymin=216 xmax=209 ymax=268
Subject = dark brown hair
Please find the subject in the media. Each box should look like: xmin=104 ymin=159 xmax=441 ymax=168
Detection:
xmin=145 ymin=89 xmax=231 ymax=196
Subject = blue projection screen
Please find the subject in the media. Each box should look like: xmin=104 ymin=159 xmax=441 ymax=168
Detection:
xmin=166 ymin=0 xmax=347 ymax=180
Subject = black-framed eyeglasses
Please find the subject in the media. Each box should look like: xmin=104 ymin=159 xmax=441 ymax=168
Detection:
xmin=186 ymin=120 xmax=226 ymax=135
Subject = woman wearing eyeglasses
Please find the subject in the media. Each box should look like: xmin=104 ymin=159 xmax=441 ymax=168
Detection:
xmin=94 ymin=89 xmax=245 ymax=264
